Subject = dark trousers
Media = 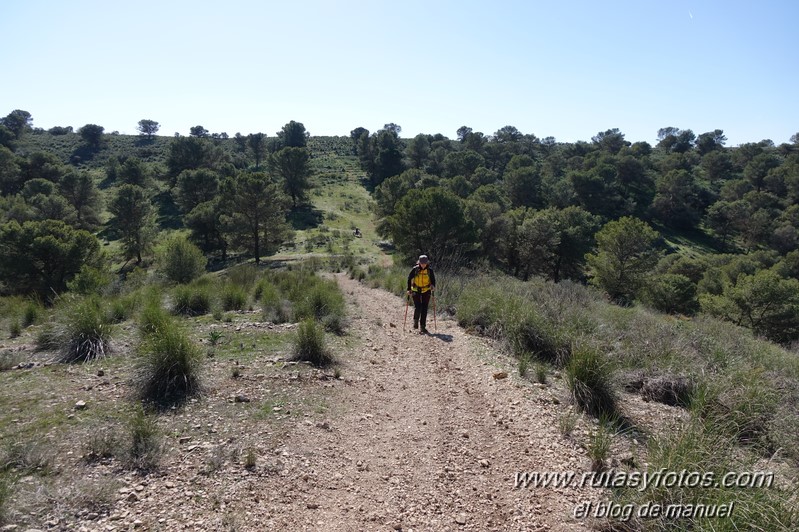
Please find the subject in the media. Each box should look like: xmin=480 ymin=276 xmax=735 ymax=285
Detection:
xmin=412 ymin=291 xmax=432 ymax=329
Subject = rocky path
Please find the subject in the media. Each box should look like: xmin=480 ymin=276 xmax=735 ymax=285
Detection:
xmin=249 ymin=275 xmax=602 ymax=531
xmin=77 ymin=275 xmax=603 ymax=532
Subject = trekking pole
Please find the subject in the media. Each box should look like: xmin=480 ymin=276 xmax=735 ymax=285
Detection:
xmin=433 ymin=293 xmax=437 ymax=333
xmin=403 ymin=293 xmax=410 ymax=332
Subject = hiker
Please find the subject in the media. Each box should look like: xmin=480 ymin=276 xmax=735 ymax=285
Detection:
xmin=407 ymin=255 xmax=436 ymax=334
xmin=353 ymin=227 xmax=362 ymax=238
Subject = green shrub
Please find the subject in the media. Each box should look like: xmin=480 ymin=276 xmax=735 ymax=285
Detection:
xmin=21 ymin=301 xmax=42 ymax=327
xmin=84 ymin=430 xmax=122 ymax=463
xmin=640 ymin=273 xmax=698 ymax=315
xmin=506 ymin=308 xmax=570 ymax=366
xmin=49 ymin=297 xmax=114 ymax=363
xmin=67 ymin=265 xmax=112 ymax=295
xmin=564 ymin=345 xmax=617 ymax=419
xmin=587 ymin=422 xmax=612 ymax=471
xmin=108 ymin=294 xmax=136 ymax=323
xmin=456 ymin=281 xmax=506 ymax=331
xmin=157 ymin=235 xmax=206 ymax=284
xmin=518 ymin=353 xmax=530 ymax=377
xmin=220 ymin=284 xmax=247 ymax=311
xmin=8 ymin=320 xmax=21 ymax=339
xmin=126 ymin=407 xmax=162 ymax=471
xmin=293 ymin=278 xmax=346 ymax=332
xmin=534 ymin=362 xmax=547 ymax=384
xmin=172 ymin=284 xmax=211 ymax=316
xmin=227 ymin=264 xmax=260 ymax=289
xmin=252 ymin=279 xmax=269 ymax=301
xmin=292 ymin=319 xmax=334 ymax=367
xmin=136 ymin=318 xmax=203 ymax=404
xmin=35 ymin=324 xmax=60 ymax=351
xmin=138 ymin=299 xmax=171 ymax=337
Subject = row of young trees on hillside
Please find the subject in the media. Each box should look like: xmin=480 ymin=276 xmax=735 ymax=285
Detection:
xmin=352 ymin=123 xmax=799 ymax=342
xmin=0 ymin=111 xmax=314 ymax=300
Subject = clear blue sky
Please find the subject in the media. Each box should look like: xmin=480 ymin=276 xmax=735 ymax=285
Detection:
xmin=1 ymin=0 xmax=797 ymax=146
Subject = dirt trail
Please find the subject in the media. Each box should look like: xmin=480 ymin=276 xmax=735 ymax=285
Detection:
xmin=252 ymin=275 xmax=602 ymax=531
xmin=76 ymin=275 xmax=603 ymax=532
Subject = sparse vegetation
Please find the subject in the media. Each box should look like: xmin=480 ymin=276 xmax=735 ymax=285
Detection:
xmin=558 ymin=411 xmax=579 ymax=438
xmin=244 ymin=448 xmax=257 ymax=470
xmin=126 ymin=407 xmax=162 ymax=470
xmin=291 ymin=319 xmax=334 ymax=367
xmin=587 ymin=421 xmax=612 ymax=472
xmin=2 ymin=122 xmax=799 ymax=529
xmin=565 ymin=344 xmax=617 ymax=419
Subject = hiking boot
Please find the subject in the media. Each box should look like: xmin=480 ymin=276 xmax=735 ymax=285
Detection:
xmin=420 ymin=328 xmax=428 ymax=334
xmin=413 ymin=321 xmax=419 ymax=329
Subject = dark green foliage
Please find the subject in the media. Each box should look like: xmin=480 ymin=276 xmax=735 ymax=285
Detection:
xmin=21 ymin=301 xmax=42 ymax=327
xmin=382 ymin=187 xmax=475 ymax=260
xmin=107 ymin=292 xmax=142 ymax=323
xmin=226 ymin=264 xmax=260 ymax=289
xmin=247 ymin=133 xmax=268 ymax=169
xmin=184 ymin=199 xmax=228 ymax=256
xmin=294 ymin=280 xmax=346 ymax=333
xmin=67 ymin=265 xmax=112 ymax=295
xmin=172 ymin=168 xmax=220 ymax=213
xmin=362 ymin=125 xmax=406 ymax=187
xmin=269 ymin=147 xmax=311 ymax=207
xmin=291 ymin=319 xmax=333 ymax=367
xmin=699 ymin=269 xmax=799 ymax=343
xmin=137 ymin=119 xmax=160 ymax=140
xmin=1 ymin=109 xmax=33 ymax=139
xmin=166 ymin=135 xmax=227 ymax=179
xmin=0 ymin=219 xmax=102 ymax=298
xmin=277 ymin=120 xmax=309 ymax=148
xmin=109 ymin=184 xmax=157 ymax=264
xmin=58 ymin=171 xmax=102 ymax=230
xmin=138 ymin=297 xmax=171 ymax=336
xmin=78 ymin=124 xmax=104 ymax=149
xmin=220 ymin=172 xmax=292 ymax=263
xmin=640 ymin=273 xmax=698 ymax=315
xmin=258 ymin=280 xmax=291 ymax=324
xmin=586 ymin=216 xmax=661 ymax=304
xmin=157 ymin=235 xmax=206 ymax=284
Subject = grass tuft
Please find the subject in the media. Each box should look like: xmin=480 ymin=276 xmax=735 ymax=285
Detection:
xmin=564 ymin=344 xmax=617 ymax=419
xmin=291 ymin=319 xmax=334 ymax=367
xmin=126 ymin=407 xmax=162 ymax=471
xmin=220 ymin=284 xmax=247 ymax=311
xmin=136 ymin=317 xmax=203 ymax=405
xmin=40 ymin=297 xmax=115 ymax=363
xmin=172 ymin=284 xmax=211 ymax=316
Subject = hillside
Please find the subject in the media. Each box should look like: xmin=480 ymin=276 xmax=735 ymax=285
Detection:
xmin=1 ymin=123 xmax=798 ymax=530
